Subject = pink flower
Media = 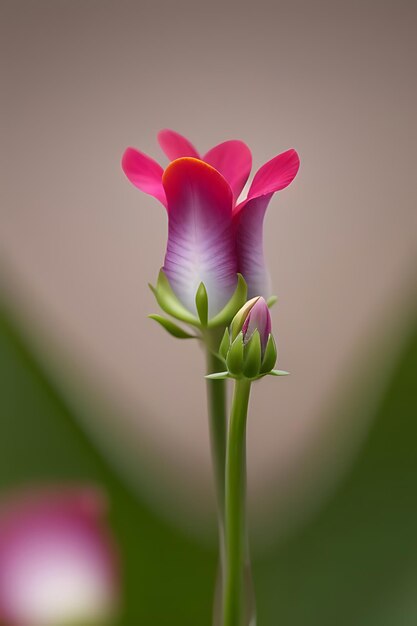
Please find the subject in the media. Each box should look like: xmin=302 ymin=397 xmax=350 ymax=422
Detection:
xmin=122 ymin=129 xmax=299 ymax=317
xmin=0 ymin=486 xmax=119 ymax=626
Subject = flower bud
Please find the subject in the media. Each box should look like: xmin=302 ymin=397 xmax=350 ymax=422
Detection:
xmin=240 ymin=297 xmax=271 ymax=357
xmin=0 ymin=486 xmax=119 ymax=626
xmin=224 ymin=297 xmax=277 ymax=379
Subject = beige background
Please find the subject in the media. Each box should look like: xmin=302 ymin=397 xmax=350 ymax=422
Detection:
xmin=1 ymin=0 xmax=416 ymax=532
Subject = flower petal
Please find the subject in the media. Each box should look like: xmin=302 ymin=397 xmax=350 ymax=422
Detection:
xmin=122 ymin=147 xmax=167 ymax=207
xmin=162 ymin=157 xmax=237 ymax=317
xmin=234 ymin=194 xmax=272 ymax=299
xmin=234 ymin=149 xmax=300 ymax=298
xmin=248 ymin=148 xmax=300 ymax=199
xmin=157 ymin=129 xmax=200 ymax=161
xmin=203 ymin=140 xmax=252 ymax=204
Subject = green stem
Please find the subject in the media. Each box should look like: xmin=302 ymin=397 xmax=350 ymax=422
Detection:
xmin=206 ymin=351 xmax=228 ymax=567
xmin=223 ymin=377 xmax=252 ymax=626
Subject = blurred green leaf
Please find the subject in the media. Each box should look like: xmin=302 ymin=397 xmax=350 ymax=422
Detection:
xmin=255 ymin=312 xmax=417 ymax=626
xmin=0 ymin=301 xmax=216 ymax=626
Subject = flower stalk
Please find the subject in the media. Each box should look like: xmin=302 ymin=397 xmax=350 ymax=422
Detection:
xmin=223 ymin=377 xmax=252 ymax=626
xmin=206 ymin=350 xmax=227 ymax=565
xmin=207 ymin=296 xmax=283 ymax=626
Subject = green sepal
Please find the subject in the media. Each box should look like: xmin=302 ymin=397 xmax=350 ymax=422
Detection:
xmin=226 ymin=332 xmax=244 ymax=376
xmin=267 ymin=295 xmax=278 ymax=308
xmin=243 ymin=329 xmax=262 ymax=378
xmin=208 ymin=274 xmax=248 ymax=328
xmin=150 ymin=269 xmax=199 ymax=326
xmin=205 ymin=371 xmax=230 ymax=380
xmin=245 ymin=368 xmax=289 ymax=381
xmin=148 ymin=315 xmax=196 ymax=339
xmin=230 ymin=296 xmax=260 ymax=341
xmin=218 ymin=327 xmax=230 ymax=362
xmin=195 ymin=282 xmax=209 ymax=327
xmin=260 ymin=334 xmax=277 ymax=373
xmin=268 ymin=369 xmax=290 ymax=376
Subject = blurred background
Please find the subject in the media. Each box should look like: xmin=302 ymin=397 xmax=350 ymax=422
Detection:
xmin=1 ymin=0 xmax=416 ymax=624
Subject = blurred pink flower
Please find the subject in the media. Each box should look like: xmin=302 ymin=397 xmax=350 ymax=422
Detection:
xmin=0 ymin=486 xmax=119 ymax=626
xmin=122 ymin=129 xmax=299 ymax=317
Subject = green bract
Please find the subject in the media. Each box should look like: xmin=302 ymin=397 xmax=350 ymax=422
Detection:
xmin=148 ymin=315 xmax=197 ymax=339
xmin=207 ymin=273 xmax=248 ymax=328
xmin=149 ymin=269 xmax=199 ymax=326
xmin=149 ymin=270 xmax=249 ymax=338
xmin=226 ymin=332 xmax=245 ymax=376
xmin=260 ymin=334 xmax=278 ymax=373
xmin=148 ymin=269 xmax=284 ymax=381
xmin=243 ymin=329 xmax=262 ymax=378
xmin=207 ymin=325 xmax=281 ymax=380
xmin=195 ymin=282 xmax=209 ymax=327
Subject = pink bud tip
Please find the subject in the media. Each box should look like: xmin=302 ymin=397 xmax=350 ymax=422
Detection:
xmin=241 ymin=296 xmax=272 ymax=354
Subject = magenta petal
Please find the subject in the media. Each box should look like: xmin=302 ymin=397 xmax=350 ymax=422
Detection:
xmin=162 ymin=157 xmax=237 ymax=317
xmin=234 ymin=194 xmax=272 ymax=299
xmin=122 ymin=147 xmax=167 ymax=207
xmin=248 ymin=149 xmax=300 ymax=199
xmin=203 ymin=140 xmax=252 ymax=204
xmin=157 ymin=129 xmax=200 ymax=161
xmin=234 ymin=148 xmax=300 ymax=297
xmin=0 ymin=487 xmax=119 ymax=626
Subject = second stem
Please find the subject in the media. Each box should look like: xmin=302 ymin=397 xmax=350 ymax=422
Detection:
xmin=223 ymin=377 xmax=252 ymax=626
